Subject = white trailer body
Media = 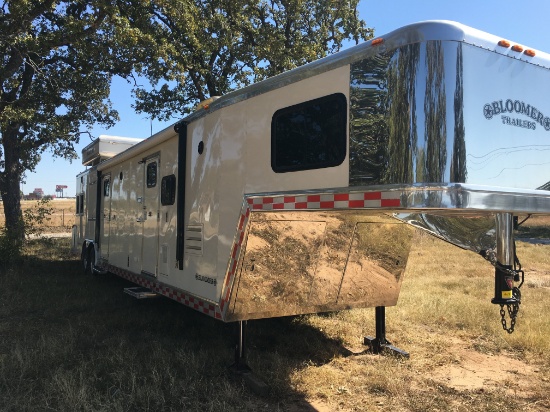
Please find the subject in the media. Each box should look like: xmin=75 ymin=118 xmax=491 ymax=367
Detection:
xmin=74 ymin=136 xmax=143 ymax=256
xmin=74 ymin=21 xmax=550 ymax=324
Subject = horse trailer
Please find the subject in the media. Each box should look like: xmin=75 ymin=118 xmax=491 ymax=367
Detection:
xmin=74 ymin=21 xmax=550 ymax=365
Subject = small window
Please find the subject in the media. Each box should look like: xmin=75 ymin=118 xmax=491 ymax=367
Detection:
xmin=103 ymin=179 xmax=110 ymax=197
xmin=147 ymin=162 xmax=157 ymax=188
xmin=76 ymin=195 xmax=80 ymax=215
xmin=271 ymin=93 xmax=347 ymax=173
xmin=77 ymin=194 xmax=84 ymax=214
xmin=161 ymin=175 xmax=176 ymax=206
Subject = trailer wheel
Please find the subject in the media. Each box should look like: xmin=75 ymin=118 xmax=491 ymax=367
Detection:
xmin=81 ymin=243 xmax=88 ymax=274
xmin=85 ymin=245 xmax=97 ymax=276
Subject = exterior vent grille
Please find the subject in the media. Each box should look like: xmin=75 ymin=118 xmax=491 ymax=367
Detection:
xmin=185 ymin=225 xmax=203 ymax=256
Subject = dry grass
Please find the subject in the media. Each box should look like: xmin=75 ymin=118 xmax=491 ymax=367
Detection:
xmin=285 ymin=233 xmax=550 ymax=411
xmin=1 ymin=231 xmax=549 ymax=411
xmin=0 ymin=199 xmax=75 ymax=230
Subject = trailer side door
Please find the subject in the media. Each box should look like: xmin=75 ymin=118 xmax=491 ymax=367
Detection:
xmin=141 ymin=155 xmax=160 ymax=277
xmin=100 ymin=174 xmax=111 ymax=259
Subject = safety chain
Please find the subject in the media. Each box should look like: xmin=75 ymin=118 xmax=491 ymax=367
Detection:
xmin=483 ymin=249 xmax=518 ymax=278
xmin=499 ymin=287 xmax=521 ymax=334
xmin=482 ymin=248 xmax=525 ymax=334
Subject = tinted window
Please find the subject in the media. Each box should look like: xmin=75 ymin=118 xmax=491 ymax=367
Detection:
xmin=103 ymin=179 xmax=110 ymax=197
xmin=78 ymin=194 xmax=84 ymax=214
xmin=147 ymin=162 xmax=157 ymax=188
xmin=271 ymin=93 xmax=347 ymax=173
xmin=161 ymin=175 xmax=176 ymax=206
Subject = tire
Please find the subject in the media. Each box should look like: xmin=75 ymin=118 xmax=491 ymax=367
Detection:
xmin=81 ymin=243 xmax=88 ymax=274
xmin=85 ymin=246 xmax=96 ymax=276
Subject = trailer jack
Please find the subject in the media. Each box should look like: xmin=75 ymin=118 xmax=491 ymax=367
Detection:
xmin=488 ymin=213 xmax=525 ymax=334
xmin=229 ymin=321 xmax=270 ymax=396
xmin=491 ymin=263 xmax=523 ymax=333
xmin=363 ymin=306 xmax=409 ymax=358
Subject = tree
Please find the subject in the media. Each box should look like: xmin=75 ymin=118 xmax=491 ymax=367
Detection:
xmin=0 ymin=0 xmax=370 ymax=251
xmin=134 ymin=0 xmax=372 ymax=120
xmin=0 ymin=0 xmax=157 ymax=248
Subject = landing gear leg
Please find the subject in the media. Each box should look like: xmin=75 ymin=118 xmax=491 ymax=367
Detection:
xmin=232 ymin=320 xmax=250 ymax=372
xmin=364 ymin=306 xmax=409 ymax=358
xmin=229 ymin=321 xmax=269 ymax=395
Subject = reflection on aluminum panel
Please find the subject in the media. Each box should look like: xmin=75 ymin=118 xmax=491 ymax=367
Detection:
xmin=395 ymin=212 xmax=495 ymax=254
xmin=350 ymin=39 xmax=550 ymax=190
xmin=338 ymin=221 xmax=413 ymax=308
xmin=349 ymin=40 xmax=464 ymax=186
xmin=225 ymin=211 xmax=415 ymax=321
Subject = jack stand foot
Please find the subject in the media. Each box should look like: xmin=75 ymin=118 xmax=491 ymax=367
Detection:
xmin=229 ymin=321 xmax=270 ymax=396
xmin=363 ymin=306 xmax=409 ymax=358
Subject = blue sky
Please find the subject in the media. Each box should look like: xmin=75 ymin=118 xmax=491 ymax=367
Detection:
xmin=22 ymin=0 xmax=550 ymax=197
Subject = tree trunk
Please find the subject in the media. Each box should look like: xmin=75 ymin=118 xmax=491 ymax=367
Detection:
xmin=0 ymin=126 xmax=25 ymax=249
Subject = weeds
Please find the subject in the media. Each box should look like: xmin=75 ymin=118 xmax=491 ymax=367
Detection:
xmin=0 ymin=199 xmax=55 ymax=267
xmin=0 ymin=235 xmax=549 ymax=411
xmin=22 ymin=198 xmax=54 ymax=238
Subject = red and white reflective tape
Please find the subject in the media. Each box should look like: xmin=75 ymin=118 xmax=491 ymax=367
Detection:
xmin=102 ymin=263 xmax=222 ymax=319
xmin=219 ymin=203 xmax=251 ymax=317
xmin=246 ymin=191 xmax=401 ymax=211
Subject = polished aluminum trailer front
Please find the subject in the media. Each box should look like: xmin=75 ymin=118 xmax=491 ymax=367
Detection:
xmin=75 ymin=21 xmax=550 ymax=350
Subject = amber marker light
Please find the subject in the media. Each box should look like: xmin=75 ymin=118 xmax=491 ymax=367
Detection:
xmin=371 ymin=38 xmax=384 ymax=46
xmin=511 ymin=44 xmax=524 ymax=52
xmin=498 ymin=40 xmax=511 ymax=48
xmin=524 ymin=49 xmax=536 ymax=57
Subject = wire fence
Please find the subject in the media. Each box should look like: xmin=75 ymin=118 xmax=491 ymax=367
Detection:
xmin=0 ymin=201 xmax=76 ymax=229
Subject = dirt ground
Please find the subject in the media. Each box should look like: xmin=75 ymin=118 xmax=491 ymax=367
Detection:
xmin=286 ymin=336 xmax=549 ymax=412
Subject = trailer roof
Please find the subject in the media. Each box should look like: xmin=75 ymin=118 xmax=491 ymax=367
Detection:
xmin=99 ymin=20 xmax=550 ymax=172
xmin=178 ymin=20 xmax=550 ymax=126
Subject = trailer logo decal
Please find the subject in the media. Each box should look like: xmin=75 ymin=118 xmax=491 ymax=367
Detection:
xmin=196 ymin=273 xmax=217 ymax=286
xmin=483 ymin=99 xmax=550 ymax=131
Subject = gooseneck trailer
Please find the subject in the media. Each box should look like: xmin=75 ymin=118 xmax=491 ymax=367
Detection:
xmin=74 ymin=21 xmax=550 ymax=363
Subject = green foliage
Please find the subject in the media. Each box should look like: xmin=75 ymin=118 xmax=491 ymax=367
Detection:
xmin=0 ymin=0 xmax=160 ymax=246
xmin=23 ymin=198 xmax=54 ymax=238
xmin=0 ymin=0 xmax=157 ymax=172
xmin=0 ymin=0 xmax=371 ymax=251
xmin=0 ymin=198 xmax=53 ymax=267
xmin=133 ymin=0 xmax=372 ymax=120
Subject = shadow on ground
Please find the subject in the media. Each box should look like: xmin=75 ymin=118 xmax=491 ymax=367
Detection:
xmin=0 ymin=242 xmax=367 ymax=411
